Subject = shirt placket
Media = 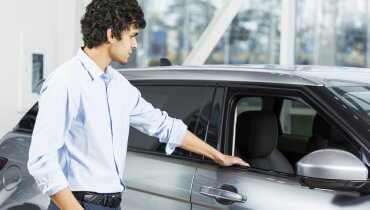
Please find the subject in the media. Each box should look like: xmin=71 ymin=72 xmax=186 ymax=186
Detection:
xmin=101 ymin=74 xmax=126 ymax=191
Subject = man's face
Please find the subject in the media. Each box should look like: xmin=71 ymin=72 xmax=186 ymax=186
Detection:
xmin=108 ymin=25 xmax=139 ymax=64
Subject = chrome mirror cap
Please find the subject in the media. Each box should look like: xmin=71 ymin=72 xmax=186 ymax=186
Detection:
xmin=297 ymin=149 xmax=368 ymax=181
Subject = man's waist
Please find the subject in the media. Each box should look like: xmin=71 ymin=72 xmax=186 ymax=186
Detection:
xmin=72 ymin=191 xmax=122 ymax=208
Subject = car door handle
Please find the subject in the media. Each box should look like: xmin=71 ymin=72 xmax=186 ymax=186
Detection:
xmin=199 ymin=186 xmax=247 ymax=203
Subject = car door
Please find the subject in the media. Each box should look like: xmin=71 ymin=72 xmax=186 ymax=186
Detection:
xmin=123 ymin=82 xmax=215 ymax=210
xmin=191 ymin=84 xmax=370 ymax=210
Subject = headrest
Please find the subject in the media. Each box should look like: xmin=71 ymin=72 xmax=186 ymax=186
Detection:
xmin=236 ymin=111 xmax=278 ymax=158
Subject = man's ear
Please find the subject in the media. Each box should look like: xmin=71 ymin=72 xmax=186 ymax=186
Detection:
xmin=106 ymin=28 xmax=115 ymax=43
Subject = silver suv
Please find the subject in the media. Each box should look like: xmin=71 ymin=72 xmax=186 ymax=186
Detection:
xmin=1 ymin=65 xmax=370 ymax=209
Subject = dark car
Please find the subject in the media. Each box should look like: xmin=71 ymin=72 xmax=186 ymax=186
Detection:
xmin=0 ymin=65 xmax=370 ymax=209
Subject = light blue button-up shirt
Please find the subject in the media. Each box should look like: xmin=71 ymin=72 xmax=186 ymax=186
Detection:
xmin=27 ymin=49 xmax=187 ymax=196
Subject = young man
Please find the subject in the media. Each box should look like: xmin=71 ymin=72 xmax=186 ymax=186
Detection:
xmin=27 ymin=0 xmax=248 ymax=210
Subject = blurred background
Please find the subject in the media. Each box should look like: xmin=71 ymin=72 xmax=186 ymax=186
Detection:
xmin=124 ymin=0 xmax=370 ymax=67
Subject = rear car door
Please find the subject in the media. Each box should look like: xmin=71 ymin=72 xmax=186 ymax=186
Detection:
xmin=123 ymin=82 xmax=215 ymax=210
xmin=191 ymin=84 xmax=370 ymax=210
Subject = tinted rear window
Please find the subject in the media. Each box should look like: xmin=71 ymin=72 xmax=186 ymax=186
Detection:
xmin=128 ymin=85 xmax=214 ymax=158
xmin=14 ymin=103 xmax=38 ymax=133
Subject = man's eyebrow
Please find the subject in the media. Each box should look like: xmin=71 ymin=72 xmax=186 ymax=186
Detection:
xmin=132 ymin=32 xmax=138 ymax=37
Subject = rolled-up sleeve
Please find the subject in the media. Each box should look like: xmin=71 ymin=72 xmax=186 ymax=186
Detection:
xmin=27 ymin=75 xmax=75 ymax=195
xmin=129 ymin=87 xmax=187 ymax=155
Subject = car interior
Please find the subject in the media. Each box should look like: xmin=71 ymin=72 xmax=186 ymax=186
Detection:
xmin=232 ymin=96 xmax=359 ymax=175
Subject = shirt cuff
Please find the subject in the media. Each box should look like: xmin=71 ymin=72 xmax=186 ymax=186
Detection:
xmin=165 ymin=119 xmax=187 ymax=155
xmin=33 ymin=171 xmax=69 ymax=196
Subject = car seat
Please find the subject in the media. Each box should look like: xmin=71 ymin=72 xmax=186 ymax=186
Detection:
xmin=236 ymin=111 xmax=294 ymax=174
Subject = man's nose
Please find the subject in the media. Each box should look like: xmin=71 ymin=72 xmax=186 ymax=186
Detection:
xmin=132 ymin=38 xmax=138 ymax=49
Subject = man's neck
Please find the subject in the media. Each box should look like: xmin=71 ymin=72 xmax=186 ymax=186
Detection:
xmin=83 ymin=46 xmax=112 ymax=72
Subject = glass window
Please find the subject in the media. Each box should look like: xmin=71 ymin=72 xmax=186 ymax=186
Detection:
xmin=109 ymin=0 xmax=370 ymax=68
xmin=112 ymin=0 xmax=281 ymax=68
xmin=331 ymin=86 xmax=370 ymax=124
xmin=14 ymin=103 xmax=38 ymax=133
xmin=206 ymin=0 xmax=281 ymax=65
xmin=112 ymin=0 xmax=223 ymax=68
xmin=296 ymin=0 xmax=368 ymax=67
xmin=233 ymin=96 xmax=296 ymax=174
xmin=231 ymin=96 xmax=263 ymax=158
xmin=128 ymin=85 xmax=212 ymax=158
xmin=236 ymin=97 xmax=263 ymax=116
xmin=279 ymin=100 xmax=316 ymax=136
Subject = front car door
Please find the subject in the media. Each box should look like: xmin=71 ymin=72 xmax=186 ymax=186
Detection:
xmin=191 ymin=83 xmax=370 ymax=210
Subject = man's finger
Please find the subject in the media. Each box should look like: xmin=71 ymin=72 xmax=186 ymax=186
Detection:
xmin=236 ymin=157 xmax=249 ymax=167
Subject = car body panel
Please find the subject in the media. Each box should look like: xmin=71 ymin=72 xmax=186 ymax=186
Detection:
xmin=0 ymin=132 xmax=49 ymax=210
xmin=192 ymin=165 xmax=370 ymax=210
xmin=121 ymin=65 xmax=370 ymax=86
xmin=121 ymin=68 xmax=322 ymax=86
xmin=122 ymin=152 xmax=199 ymax=210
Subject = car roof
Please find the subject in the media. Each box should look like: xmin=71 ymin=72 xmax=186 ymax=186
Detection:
xmin=118 ymin=65 xmax=370 ymax=87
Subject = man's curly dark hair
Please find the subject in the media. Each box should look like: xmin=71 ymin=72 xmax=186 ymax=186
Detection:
xmin=81 ymin=0 xmax=146 ymax=48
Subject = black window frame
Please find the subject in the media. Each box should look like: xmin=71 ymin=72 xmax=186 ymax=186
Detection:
xmin=127 ymin=80 xmax=217 ymax=163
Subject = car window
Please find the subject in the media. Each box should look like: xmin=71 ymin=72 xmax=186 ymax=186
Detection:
xmin=231 ymin=97 xmax=263 ymax=156
xmin=236 ymin=97 xmax=263 ymax=115
xmin=14 ymin=103 xmax=38 ymax=133
xmin=331 ymin=86 xmax=370 ymax=124
xmin=229 ymin=94 xmax=358 ymax=175
xmin=128 ymin=85 xmax=213 ymax=159
xmin=279 ymin=100 xmax=316 ymax=136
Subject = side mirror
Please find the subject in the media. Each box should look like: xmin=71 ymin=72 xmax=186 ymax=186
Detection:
xmin=297 ymin=149 xmax=370 ymax=193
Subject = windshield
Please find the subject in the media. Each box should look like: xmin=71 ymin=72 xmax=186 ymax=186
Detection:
xmin=331 ymin=86 xmax=370 ymax=124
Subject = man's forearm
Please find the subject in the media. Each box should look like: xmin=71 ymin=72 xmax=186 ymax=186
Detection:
xmin=179 ymin=130 xmax=249 ymax=167
xmin=50 ymin=187 xmax=84 ymax=210
xmin=180 ymin=130 xmax=223 ymax=161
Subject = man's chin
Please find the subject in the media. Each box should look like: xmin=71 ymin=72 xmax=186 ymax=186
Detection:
xmin=116 ymin=58 xmax=129 ymax=65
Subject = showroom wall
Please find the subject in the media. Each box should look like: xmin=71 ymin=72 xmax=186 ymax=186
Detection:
xmin=0 ymin=0 xmax=86 ymax=138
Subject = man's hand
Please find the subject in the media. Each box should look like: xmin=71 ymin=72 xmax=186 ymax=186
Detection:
xmin=215 ymin=154 xmax=249 ymax=167
xmin=50 ymin=187 xmax=84 ymax=210
xmin=180 ymin=130 xmax=250 ymax=167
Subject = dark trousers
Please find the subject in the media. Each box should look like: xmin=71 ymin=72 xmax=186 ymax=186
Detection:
xmin=47 ymin=200 xmax=122 ymax=210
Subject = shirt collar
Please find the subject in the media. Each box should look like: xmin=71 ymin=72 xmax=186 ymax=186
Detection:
xmin=76 ymin=48 xmax=115 ymax=81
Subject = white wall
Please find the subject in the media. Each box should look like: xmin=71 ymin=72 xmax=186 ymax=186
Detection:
xmin=0 ymin=0 xmax=84 ymax=138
